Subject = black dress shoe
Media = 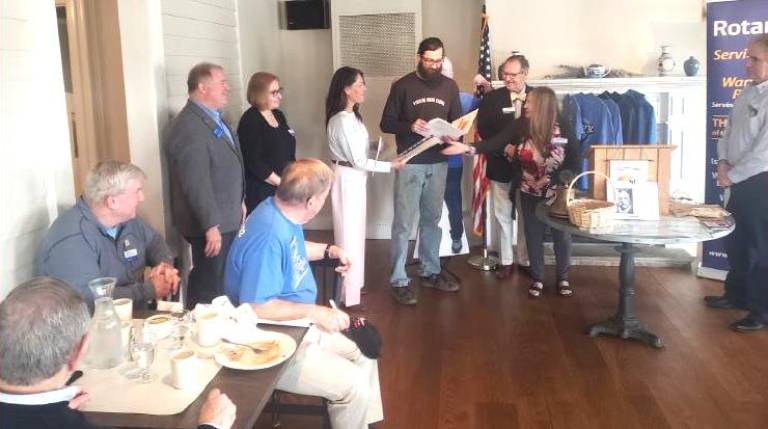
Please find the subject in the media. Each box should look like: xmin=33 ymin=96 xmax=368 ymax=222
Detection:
xmin=703 ymin=295 xmax=748 ymax=310
xmin=730 ymin=316 xmax=768 ymax=332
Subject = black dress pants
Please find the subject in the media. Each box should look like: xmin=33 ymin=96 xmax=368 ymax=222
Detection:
xmin=185 ymin=230 xmax=236 ymax=309
xmin=724 ymin=171 xmax=768 ymax=321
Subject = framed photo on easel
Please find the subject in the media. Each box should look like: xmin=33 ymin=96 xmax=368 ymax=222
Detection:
xmin=608 ymin=181 xmax=660 ymax=220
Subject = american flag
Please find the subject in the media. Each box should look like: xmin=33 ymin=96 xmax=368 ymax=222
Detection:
xmin=472 ymin=4 xmax=491 ymax=235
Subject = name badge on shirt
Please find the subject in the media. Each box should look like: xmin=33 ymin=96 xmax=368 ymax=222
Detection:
xmin=502 ymin=106 xmax=516 ymax=114
xmin=551 ymin=137 xmax=568 ymax=145
xmin=288 ymin=128 xmax=296 ymax=136
xmin=124 ymin=248 xmax=138 ymax=261
xmin=213 ymin=126 xmax=225 ymax=138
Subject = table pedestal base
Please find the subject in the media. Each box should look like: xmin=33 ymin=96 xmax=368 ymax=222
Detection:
xmin=588 ymin=243 xmax=664 ymax=349
xmin=588 ymin=317 xmax=662 ymax=348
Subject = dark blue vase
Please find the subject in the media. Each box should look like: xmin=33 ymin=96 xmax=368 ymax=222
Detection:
xmin=684 ymin=56 xmax=700 ymax=76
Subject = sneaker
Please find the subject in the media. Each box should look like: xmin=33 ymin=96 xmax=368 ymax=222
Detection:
xmin=451 ymin=239 xmax=462 ymax=254
xmin=420 ymin=273 xmax=460 ymax=292
xmin=391 ymin=287 xmax=417 ymax=305
xmin=730 ymin=316 xmax=767 ymax=332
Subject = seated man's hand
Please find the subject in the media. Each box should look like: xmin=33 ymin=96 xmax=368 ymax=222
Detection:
xmin=147 ymin=265 xmax=173 ymax=299
xmin=330 ymin=245 xmax=351 ymax=276
xmin=157 ymin=262 xmax=180 ymax=294
xmin=198 ymin=388 xmax=236 ymax=429
xmin=309 ymin=306 xmax=350 ymax=333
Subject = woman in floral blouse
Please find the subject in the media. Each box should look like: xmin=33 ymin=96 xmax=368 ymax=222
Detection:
xmin=443 ymin=86 xmax=580 ymax=297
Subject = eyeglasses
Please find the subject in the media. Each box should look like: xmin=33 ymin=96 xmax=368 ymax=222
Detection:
xmin=502 ymin=71 xmax=526 ymax=79
xmin=420 ymin=56 xmax=444 ymax=65
xmin=270 ymin=87 xmax=284 ymax=96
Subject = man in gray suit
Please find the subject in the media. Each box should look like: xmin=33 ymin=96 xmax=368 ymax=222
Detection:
xmin=166 ymin=62 xmax=245 ymax=308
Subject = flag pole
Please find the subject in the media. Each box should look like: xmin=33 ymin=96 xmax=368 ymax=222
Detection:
xmin=468 ymin=3 xmax=498 ymax=271
xmin=468 ymin=194 xmax=499 ymax=270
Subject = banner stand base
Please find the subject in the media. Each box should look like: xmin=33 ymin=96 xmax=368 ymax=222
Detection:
xmin=696 ymin=266 xmax=727 ymax=282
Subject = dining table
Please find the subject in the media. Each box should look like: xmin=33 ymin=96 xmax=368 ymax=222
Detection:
xmin=83 ymin=320 xmax=308 ymax=429
xmin=536 ymin=203 xmax=734 ymax=348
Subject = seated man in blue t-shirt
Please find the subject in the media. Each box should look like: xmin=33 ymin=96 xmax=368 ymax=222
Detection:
xmin=224 ymin=159 xmax=383 ymax=429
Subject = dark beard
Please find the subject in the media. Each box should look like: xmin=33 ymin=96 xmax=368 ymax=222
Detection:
xmin=417 ymin=62 xmax=442 ymax=83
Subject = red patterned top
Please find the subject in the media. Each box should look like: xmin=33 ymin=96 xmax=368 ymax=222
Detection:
xmin=517 ymin=123 xmax=567 ymax=199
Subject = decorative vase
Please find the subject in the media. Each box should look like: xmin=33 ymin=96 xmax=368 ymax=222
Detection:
xmin=657 ymin=45 xmax=675 ymax=76
xmin=683 ymin=56 xmax=700 ymax=76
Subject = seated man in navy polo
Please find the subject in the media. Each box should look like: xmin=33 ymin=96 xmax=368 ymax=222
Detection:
xmin=38 ymin=160 xmax=179 ymax=312
xmin=0 ymin=277 xmax=236 ymax=429
xmin=225 ymin=159 xmax=383 ymax=429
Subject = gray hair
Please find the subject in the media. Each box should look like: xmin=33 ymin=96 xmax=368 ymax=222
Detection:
xmin=498 ymin=54 xmax=530 ymax=77
xmin=83 ymin=160 xmax=145 ymax=206
xmin=751 ymin=34 xmax=768 ymax=51
xmin=276 ymin=159 xmax=333 ymax=205
xmin=187 ymin=62 xmax=224 ymax=94
xmin=0 ymin=277 xmax=90 ymax=386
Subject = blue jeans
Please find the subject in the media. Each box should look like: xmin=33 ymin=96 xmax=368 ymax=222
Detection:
xmin=444 ymin=165 xmax=464 ymax=241
xmin=390 ymin=163 xmax=448 ymax=287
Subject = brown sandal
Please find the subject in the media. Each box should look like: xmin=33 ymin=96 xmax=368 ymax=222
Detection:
xmin=528 ymin=281 xmax=544 ymax=298
xmin=557 ymin=280 xmax=573 ymax=297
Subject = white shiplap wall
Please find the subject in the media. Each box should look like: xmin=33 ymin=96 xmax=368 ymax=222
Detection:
xmin=0 ymin=1 xmax=75 ymax=299
xmin=160 ymin=0 xmax=244 ymax=124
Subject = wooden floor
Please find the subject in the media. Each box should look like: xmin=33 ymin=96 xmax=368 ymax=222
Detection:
xmin=256 ymin=235 xmax=768 ymax=429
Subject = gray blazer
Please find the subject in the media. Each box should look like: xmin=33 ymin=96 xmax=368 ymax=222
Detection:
xmin=165 ymin=100 xmax=244 ymax=238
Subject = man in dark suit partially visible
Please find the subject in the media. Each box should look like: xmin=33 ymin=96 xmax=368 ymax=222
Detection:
xmin=166 ymin=63 xmax=245 ymax=308
xmin=476 ymin=54 xmax=533 ymax=279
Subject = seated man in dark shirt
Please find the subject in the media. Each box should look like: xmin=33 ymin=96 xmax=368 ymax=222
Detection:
xmin=0 ymin=277 xmax=235 ymax=429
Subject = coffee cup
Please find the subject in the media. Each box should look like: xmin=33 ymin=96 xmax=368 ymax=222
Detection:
xmin=169 ymin=349 xmax=198 ymax=390
xmin=195 ymin=311 xmax=221 ymax=347
xmin=145 ymin=314 xmax=176 ymax=340
xmin=113 ymin=298 xmax=133 ymax=321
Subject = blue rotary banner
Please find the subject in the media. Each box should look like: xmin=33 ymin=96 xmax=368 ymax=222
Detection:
xmin=700 ymin=0 xmax=768 ymax=279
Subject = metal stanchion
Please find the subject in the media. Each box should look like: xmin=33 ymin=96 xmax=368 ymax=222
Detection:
xmin=468 ymin=195 xmax=499 ymax=271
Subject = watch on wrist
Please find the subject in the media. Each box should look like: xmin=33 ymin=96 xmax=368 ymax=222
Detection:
xmin=324 ymin=243 xmax=332 ymax=260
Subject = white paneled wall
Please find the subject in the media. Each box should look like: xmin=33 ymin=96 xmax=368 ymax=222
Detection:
xmin=1 ymin=0 xmax=75 ymax=299
xmin=160 ymin=0 xmax=244 ymax=124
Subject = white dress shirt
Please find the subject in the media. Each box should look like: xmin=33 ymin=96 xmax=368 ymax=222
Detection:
xmin=717 ymin=80 xmax=768 ymax=184
xmin=328 ymin=111 xmax=390 ymax=172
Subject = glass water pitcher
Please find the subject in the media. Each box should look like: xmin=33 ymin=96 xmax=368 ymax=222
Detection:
xmin=84 ymin=277 xmax=124 ymax=369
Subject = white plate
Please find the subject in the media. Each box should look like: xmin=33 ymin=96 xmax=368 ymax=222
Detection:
xmin=214 ymin=331 xmax=297 ymax=370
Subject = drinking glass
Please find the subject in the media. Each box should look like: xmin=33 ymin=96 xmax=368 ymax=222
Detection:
xmin=127 ymin=325 xmax=157 ymax=383
xmin=168 ymin=310 xmax=192 ymax=350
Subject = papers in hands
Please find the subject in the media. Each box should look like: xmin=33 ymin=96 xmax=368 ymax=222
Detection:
xmin=425 ymin=109 xmax=478 ymax=140
xmin=398 ymin=109 xmax=478 ymax=164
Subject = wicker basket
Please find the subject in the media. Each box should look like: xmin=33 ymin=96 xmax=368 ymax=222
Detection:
xmin=566 ymin=171 xmax=616 ymax=229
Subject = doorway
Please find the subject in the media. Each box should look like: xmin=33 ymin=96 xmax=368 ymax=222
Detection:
xmin=54 ymin=0 xmax=130 ymax=197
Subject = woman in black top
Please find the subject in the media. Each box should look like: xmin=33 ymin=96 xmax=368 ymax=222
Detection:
xmin=238 ymin=72 xmax=296 ymax=214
